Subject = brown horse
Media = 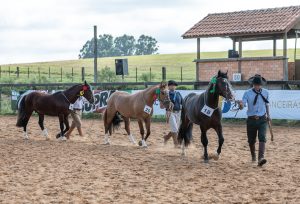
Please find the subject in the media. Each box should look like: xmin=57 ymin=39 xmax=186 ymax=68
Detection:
xmin=16 ymin=81 xmax=94 ymax=140
xmin=178 ymin=70 xmax=235 ymax=162
xmin=104 ymin=82 xmax=172 ymax=147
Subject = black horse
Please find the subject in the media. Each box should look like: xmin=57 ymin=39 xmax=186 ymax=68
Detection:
xmin=178 ymin=70 xmax=235 ymax=162
xmin=16 ymin=81 xmax=94 ymax=140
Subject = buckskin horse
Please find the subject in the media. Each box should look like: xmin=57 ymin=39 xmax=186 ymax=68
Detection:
xmin=16 ymin=81 xmax=95 ymax=140
xmin=103 ymin=82 xmax=172 ymax=147
xmin=178 ymin=70 xmax=235 ymax=162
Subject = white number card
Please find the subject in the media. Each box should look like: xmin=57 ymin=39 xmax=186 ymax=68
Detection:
xmin=144 ymin=105 xmax=152 ymax=114
xmin=69 ymin=104 xmax=74 ymax=111
xmin=201 ymin=104 xmax=214 ymax=117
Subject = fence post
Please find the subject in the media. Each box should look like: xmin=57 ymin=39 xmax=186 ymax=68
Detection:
xmin=49 ymin=67 xmax=51 ymax=78
xmin=9 ymin=66 xmax=10 ymax=77
xmin=150 ymin=67 xmax=152 ymax=82
xmin=61 ymin=67 xmax=63 ymax=82
xmin=38 ymin=67 xmax=40 ymax=80
xmin=0 ymin=89 xmax=1 ymax=112
xmin=72 ymin=67 xmax=74 ymax=82
xmin=162 ymin=66 xmax=166 ymax=81
xmin=17 ymin=67 xmax=19 ymax=78
xmin=135 ymin=67 xmax=137 ymax=82
xmin=181 ymin=66 xmax=183 ymax=82
xmin=27 ymin=67 xmax=30 ymax=78
xmin=0 ymin=66 xmax=1 ymax=78
xmin=81 ymin=67 xmax=85 ymax=81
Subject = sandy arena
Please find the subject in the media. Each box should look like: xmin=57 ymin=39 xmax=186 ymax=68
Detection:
xmin=0 ymin=116 xmax=299 ymax=203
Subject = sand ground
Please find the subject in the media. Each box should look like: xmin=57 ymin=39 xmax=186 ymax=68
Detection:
xmin=0 ymin=116 xmax=299 ymax=203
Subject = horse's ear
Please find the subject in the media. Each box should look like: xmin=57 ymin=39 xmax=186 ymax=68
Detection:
xmin=160 ymin=81 xmax=167 ymax=89
xmin=218 ymin=70 xmax=221 ymax=77
xmin=84 ymin=80 xmax=87 ymax=85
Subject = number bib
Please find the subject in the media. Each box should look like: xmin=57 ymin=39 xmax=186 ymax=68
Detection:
xmin=201 ymin=104 xmax=214 ymax=117
xmin=144 ymin=105 xmax=152 ymax=114
xmin=69 ymin=104 xmax=74 ymax=111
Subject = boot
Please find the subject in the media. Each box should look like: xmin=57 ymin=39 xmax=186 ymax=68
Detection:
xmin=258 ymin=142 xmax=267 ymax=166
xmin=171 ymin=133 xmax=179 ymax=148
xmin=249 ymin=143 xmax=256 ymax=162
xmin=163 ymin=132 xmax=172 ymax=145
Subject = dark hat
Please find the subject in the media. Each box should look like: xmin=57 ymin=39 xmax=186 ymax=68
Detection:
xmin=168 ymin=80 xmax=178 ymax=86
xmin=248 ymin=74 xmax=267 ymax=85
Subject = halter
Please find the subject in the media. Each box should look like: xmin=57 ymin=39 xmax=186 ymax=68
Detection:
xmin=209 ymin=76 xmax=217 ymax=94
xmin=79 ymin=85 xmax=90 ymax=96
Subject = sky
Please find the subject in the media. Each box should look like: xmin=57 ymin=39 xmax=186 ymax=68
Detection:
xmin=0 ymin=0 xmax=299 ymax=64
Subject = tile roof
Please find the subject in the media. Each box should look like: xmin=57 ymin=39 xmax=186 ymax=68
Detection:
xmin=182 ymin=6 xmax=300 ymax=38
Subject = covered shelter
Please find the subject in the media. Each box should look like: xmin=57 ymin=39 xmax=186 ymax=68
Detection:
xmin=182 ymin=6 xmax=300 ymax=81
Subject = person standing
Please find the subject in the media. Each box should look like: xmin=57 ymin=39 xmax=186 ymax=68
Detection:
xmin=65 ymin=97 xmax=84 ymax=138
xmin=238 ymin=74 xmax=270 ymax=166
xmin=163 ymin=80 xmax=183 ymax=147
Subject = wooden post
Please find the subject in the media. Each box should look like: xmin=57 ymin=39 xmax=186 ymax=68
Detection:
xmin=60 ymin=67 xmax=63 ymax=82
xmin=273 ymin=37 xmax=277 ymax=57
xmin=16 ymin=67 xmax=19 ymax=78
xmin=38 ymin=67 xmax=41 ymax=80
xmin=82 ymin=67 xmax=85 ymax=81
xmin=0 ymin=66 xmax=2 ymax=78
xmin=0 ymin=89 xmax=1 ymax=112
xmin=72 ymin=67 xmax=74 ymax=82
xmin=9 ymin=66 xmax=10 ymax=77
xmin=49 ymin=67 xmax=51 ymax=78
xmin=238 ymin=38 xmax=243 ymax=58
xmin=135 ymin=67 xmax=137 ymax=82
xmin=162 ymin=67 xmax=166 ymax=81
xmin=196 ymin=38 xmax=201 ymax=82
xmin=283 ymin=32 xmax=288 ymax=81
xmin=150 ymin=67 xmax=152 ymax=82
xmin=27 ymin=67 xmax=30 ymax=78
xmin=232 ymin=38 xmax=236 ymax=51
xmin=181 ymin=66 xmax=183 ymax=82
xmin=93 ymin=25 xmax=98 ymax=83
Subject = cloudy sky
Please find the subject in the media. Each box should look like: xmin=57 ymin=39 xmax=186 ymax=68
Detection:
xmin=0 ymin=0 xmax=299 ymax=64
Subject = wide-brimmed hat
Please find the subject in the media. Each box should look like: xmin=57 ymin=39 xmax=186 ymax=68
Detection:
xmin=248 ymin=74 xmax=267 ymax=85
xmin=168 ymin=80 xmax=178 ymax=86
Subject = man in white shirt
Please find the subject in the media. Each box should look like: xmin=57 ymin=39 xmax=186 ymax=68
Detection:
xmin=65 ymin=97 xmax=84 ymax=138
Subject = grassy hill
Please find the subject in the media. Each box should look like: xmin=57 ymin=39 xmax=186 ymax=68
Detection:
xmin=0 ymin=49 xmax=299 ymax=83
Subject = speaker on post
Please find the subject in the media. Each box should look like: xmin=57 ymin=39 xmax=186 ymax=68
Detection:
xmin=115 ymin=59 xmax=128 ymax=75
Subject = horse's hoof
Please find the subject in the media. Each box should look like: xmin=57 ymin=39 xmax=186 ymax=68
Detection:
xmin=103 ymin=142 xmax=110 ymax=145
xmin=138 ymin=140 xmax=142 ymax=146
xmin=45 ymin=137 xmax=50 ymax=141
xmin=204 ymin=159 xmax=209 ymax=163
xmin=56 ymin=134 xmax=61 ymax=139
xmin=210 ymin=153 xmax=219 ymax=161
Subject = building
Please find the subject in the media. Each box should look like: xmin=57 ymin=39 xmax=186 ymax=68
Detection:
xmin=182 ymin=6 xmax=300 ymax=82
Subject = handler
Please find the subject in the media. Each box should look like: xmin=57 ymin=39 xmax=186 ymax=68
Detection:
xmin=65 ymin=97 xmax=84 ymax=138
xmin=238 ymin=74 xmax=270 ymax=166
xmin=163 ymin=80 xmax=183 ymax=147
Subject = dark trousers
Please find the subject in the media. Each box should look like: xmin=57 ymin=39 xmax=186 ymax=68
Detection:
xmin=247 ymin=117 xmax=267 ymax=144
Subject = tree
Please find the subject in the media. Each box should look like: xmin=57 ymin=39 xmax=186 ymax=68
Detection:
xmin=98 ymin=34 xmax=114 ymax=57
xmin=113 ymin=35 xmax=136 ymax=56
xmin=98 ymin=66 xmax=117 ymax=82
xmin=79 ymin=39 xmax=94 ymax=59
xmin=135 ymin=35 xmax=158 ymax=55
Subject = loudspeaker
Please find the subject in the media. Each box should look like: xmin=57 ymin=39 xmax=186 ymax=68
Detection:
xmin=228 ymin=50 xmax=239 ymax=58
xmin=115 ymin=59 xmax=128 ymax=75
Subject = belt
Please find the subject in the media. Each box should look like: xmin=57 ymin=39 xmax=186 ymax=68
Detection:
xmin=74 ymin=108 xmax=82 ymax=111
xmin=172 ymin=110 xmax=181 ymax=113
xmin=248 ymin=114 xmax=266 ymax=120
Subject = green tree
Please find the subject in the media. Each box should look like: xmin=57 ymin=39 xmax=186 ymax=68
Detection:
xmin=98 ymin=66 xmax=117 ymax=82
xmin=79 ymin=39 xmax=94 ymax=59
xmin=113 ymin=35 xmax=136 ymax=56
xmin=135 ymin=35 xmax=158 ymax=55
xmin=98 ymin=34 xmax=114 ymax=57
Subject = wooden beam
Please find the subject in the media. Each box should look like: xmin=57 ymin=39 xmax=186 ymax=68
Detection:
xmin=283 ymin=32 xmax=288 ymax=81
xmin=196 ymin=38 xmax=200 ymax=82
xmin=197 ymin=38 xmax=200 ymax=59
xmin=232 ymin=38 xmax=236 ymax=51
xmin=273 ymin=37 xmax=276 ymax=57
xmin=238 ymin=38 xmax=242 ymax=58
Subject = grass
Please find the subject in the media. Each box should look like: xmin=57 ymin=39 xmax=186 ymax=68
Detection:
xmin=0 ymin=48 xmax=299 ymax=84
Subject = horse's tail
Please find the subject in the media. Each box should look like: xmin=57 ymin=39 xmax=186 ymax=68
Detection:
xmin=16 ymin=95 xmax=27 ymax=127
xmin=178 ymin=95 xmax=194 ymax=147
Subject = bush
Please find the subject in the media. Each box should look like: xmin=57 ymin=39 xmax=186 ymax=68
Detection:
xmin=139 ymin=73 xmax=156 ymax=82
xmin=98 ymin=66 xmax=117 ymax=82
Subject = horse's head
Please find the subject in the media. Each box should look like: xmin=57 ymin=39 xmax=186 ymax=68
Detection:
xmin=80 ymin=81 xmax=95 ymax=104
xmin=210 ymin=70 xmax=235 ymax=101
xmin=157 ymin=81 xmax=173 ymax=110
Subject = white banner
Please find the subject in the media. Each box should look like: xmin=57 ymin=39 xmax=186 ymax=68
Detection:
xmin=131 ymin=90 xmax=300 ymax=120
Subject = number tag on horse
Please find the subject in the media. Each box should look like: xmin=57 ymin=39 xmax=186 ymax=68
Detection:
xmin=144 ymin=105 xmax=152 ymax=114
xmin=201 ymin=105 xmax=214 ymax=117
xmin=69 ymin=104 xmax=74 ymax=111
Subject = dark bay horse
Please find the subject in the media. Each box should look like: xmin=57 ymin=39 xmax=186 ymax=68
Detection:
xmin=104 ymin=82 xmax=172 ymax=147
xmin=178 ymin=70 xmax=235 ymax=162
xmin=16 ymin=81 xmax=94 ymax=140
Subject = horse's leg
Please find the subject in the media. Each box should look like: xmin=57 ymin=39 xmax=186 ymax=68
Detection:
xmin=23 ymin=109 xmax=33 ymax=140
xmin=137 ymin=119 xmax=146 ymax=147
xmin=124 ymin=117 xmax=136 ymax=144
xmin=38 ymin=114 xmax=49 ymax=140
xmin=200 ymin=127 xmax=209 ymax=163
xmin=56 ymin=114 xmax=66 ymax=141
xmin=143 ymin=117 xmax=151 ymax=146
xmin=104 ymin=109 xmax=116 ymax=145
xmin=212 ymin=123 xmax=224 ymax=161
xmin=62 ymin=114 xmax=70 ymax=137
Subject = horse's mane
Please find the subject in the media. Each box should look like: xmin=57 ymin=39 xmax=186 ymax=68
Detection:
xmin=52 ymin=84 xmax=81 ymax=95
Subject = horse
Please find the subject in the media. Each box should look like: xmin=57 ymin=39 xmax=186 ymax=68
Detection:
xmin=178 ymin=70 xmax=235 ymax=162
xmin=103 ymin=82 xmax=172 ymax=147
xmin=16 ymin=81 xmax=95 ymax=140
